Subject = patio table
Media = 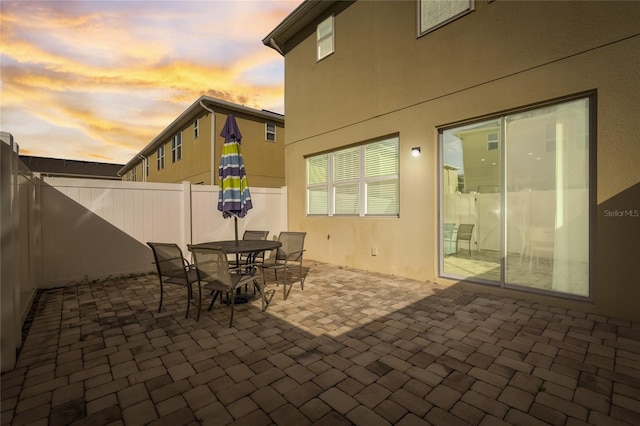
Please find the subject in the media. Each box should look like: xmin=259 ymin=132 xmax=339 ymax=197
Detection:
xmin=188 ymin=240 xmax=282 ymax=303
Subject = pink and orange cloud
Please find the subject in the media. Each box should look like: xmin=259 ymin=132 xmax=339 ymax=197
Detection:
xmin=0 ymin=0 xmax=299 ymax=164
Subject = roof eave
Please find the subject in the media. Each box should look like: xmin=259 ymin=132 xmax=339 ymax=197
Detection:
xmin=262 ymin=0 xmax=337 ymax=55
xmin=119 ymin=96 xmax=285 ymax=174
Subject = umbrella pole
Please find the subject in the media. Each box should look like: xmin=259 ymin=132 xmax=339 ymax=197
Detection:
xmin=234 ymin=216 xmax=240 ymax=266
xmin=234 ymin=215 xmax=239 ymax=243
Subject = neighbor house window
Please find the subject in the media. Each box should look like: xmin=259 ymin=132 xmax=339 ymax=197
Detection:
xmin=132 ymin=167 xmax=137 ymax=182
xmin=171 ymin=132 xmax=182 ymax=163
xmin=145 ymin=157 xmax=149 ymax=177
xmin=307 ymin=136 xmax=399 ymax=216
xmin=487 ymin=132 xmax=499 ymax=150
xmin=418 ymin=0 xmax=473 ymax=36
xmin=317 ymin=15 xmax=334 ymax=60
xmin=157 ymin=145 xmax=165 ymax=170
xmin=194 ymin=119 xmax=199 ymax=139
xmin=266 ymin=122 xmax=276 ymax=142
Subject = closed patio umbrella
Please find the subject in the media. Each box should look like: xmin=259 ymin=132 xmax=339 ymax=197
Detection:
xmin=217 ymin=114 xmax=253 ymax=244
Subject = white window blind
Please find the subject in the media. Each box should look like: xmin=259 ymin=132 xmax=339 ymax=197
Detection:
xmin=317 ymin=15 xmax=334 ymax=60
xmin=306 ymin=136 xmax=399 ymax=217
xmin=307 ymin=155 xmax=329 ymax=215
xmin=365 ymin=139 xmax=399 ymax=215
xmin=419 ymin=0 xmax=473 ymax=35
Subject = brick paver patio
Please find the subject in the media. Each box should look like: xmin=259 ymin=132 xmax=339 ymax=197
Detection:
xmin=2 ymin=261 xmax=639 ymax=425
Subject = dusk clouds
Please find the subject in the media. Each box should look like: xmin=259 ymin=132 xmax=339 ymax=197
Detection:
xmin=0 ymin=0 xmax=298 ymax=163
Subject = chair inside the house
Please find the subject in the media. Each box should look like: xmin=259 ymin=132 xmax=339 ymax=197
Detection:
xmin=261 ymin=231 xmax=307 ymax=300
xmin=147 ymin=242 xmax=201 ymax=320
xmin=189 ymin=246 xmax=273 ymax=327
xmin=455 ymin=224 xmax=475 ymax=256
xmin=528 ymin=227 xmax=555 ymax=271
xmin=443 ymin=223 xmax=457 ymax=256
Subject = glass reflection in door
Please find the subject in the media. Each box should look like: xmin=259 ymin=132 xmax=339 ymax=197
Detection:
xmin=441 ymin=119 xmax=502 ymax=282
xmin=440 ymin=97 xmax=590 ymax=298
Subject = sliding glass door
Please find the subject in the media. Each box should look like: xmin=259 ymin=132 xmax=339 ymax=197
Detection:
xmin=440 ymin=96 xmax=591 ymax=298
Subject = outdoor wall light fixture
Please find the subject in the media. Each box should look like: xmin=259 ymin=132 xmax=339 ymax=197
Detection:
xmin=411 ymin=147 xmax=421 ymax=157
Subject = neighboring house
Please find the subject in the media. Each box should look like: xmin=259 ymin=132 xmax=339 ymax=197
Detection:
xmin=263 ymin=1 xmax=640 ymax=320
xmin=20 ymin=155 xmax=123 ymax=180
xmin=118 ymin=96 xmax=285 ymax=188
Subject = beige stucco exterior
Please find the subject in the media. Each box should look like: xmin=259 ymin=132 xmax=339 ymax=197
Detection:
xmin=265 ymin=1 xmax=640 ymax=320
xmin=119 ymin=96 xmax=285 ymax=188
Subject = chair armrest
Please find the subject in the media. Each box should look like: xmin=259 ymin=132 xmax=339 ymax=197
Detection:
xmin=284 ymin=249 xmax=306 ymax=262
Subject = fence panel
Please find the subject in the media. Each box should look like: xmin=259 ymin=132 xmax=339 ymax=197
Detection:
xmin=40 ymin=178 xmax=287 ymax=288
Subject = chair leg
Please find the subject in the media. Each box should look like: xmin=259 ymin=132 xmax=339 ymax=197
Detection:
xmin=208 ymin=291 xmax=220 ymax=311
xmin=196 ymin=283 xmax=202 ymax=321
xmin=228 ymin=291 xmax=235 ymax=328
xmin=283 ymin=270 xmax=288 ymax=300
xmin=185 ymin=284 xmax=192 ymax=319
xmin=158 ymin=281 xmax=163 ymax=313
xmin=255 ymin=281 xmax=275 ymax=312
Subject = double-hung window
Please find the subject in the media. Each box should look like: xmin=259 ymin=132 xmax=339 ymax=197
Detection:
xmin=418 ymin=0 xmax=473 ymax=36
xmin=307 ymin=136 xmax=399 ymax=216
xmin=194 ymin=119 xmax=199 ymax=139
xmin=171 ymin=132 xmax=182 ymax=163
xmin=132 ymin=167 xmax=137 ymax=182
xmin=266 ymin=122 xmax=276 ymax=142
xmin=157 ymin=145 xmax=165 ymax=170
xmin=317 ymin=15 xmax=334 ymax=60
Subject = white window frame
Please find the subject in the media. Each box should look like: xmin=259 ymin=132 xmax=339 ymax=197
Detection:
xmin=266 ymin=122 xmax=276 ymax=142
xmin=132 ymin=167 xmax=137 ymax=182
xmin=418 ymin=0 xmax=474 ymax=37
xmin=194 ymin=119 xmax=199 ymax=139
xmin=157 ymin=145 xmax=165 ymax=170
xmin=171 ymin=132 xmax=182 ymax=163
xmin=306 ymin=136 xmax=399 ymax=217
xmin=487 ymin=132 xmax=499 ymax=151
xmin=317 ymin=15 xmax=334 ymax=61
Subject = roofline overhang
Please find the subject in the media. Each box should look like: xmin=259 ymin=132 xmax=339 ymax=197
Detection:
xmin=118 ymin=96 xmax=284 ymax=174
xmin=262 ymin=0 xmax=338 ymax=55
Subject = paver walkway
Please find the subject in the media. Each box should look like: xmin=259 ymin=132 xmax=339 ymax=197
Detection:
xmin=2 ymin=261 xmax=640 ymax=425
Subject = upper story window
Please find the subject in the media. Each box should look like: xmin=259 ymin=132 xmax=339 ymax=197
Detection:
xmin=157 ymin=145 xmax=165 ymax=170
xmin=307 ymin=136 xmax=399 ymax=217
xmin=418 ymin=0 xmax=473 ymax=36
xmin=132 ymin=167 xmax=137 ymax=182
xmin=194 ymin=119 xmax=199 ymax=139
xmin=487 ymin=132 xmax=499 ymax=151
xmin=317 ymin=15 xmax=334 ymax=61
xmin=171 ymin=132 xmax=182 ymax=163
xmin=145 ymin=157 xmax=149 ymax=176
xmin=266 ymin=122 xmax=276 ymax=142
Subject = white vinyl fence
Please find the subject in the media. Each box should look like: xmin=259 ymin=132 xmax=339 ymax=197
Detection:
xmin=1 ymin=137 xmax=287 ymax=371
xmin=42 ymin=178 xmax=288 ymax=287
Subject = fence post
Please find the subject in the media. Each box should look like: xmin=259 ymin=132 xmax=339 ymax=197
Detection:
xmin=182 ymin=181 xmax=192 ymax=254
xmin=0 ymin=133 xmax=19 ymax=372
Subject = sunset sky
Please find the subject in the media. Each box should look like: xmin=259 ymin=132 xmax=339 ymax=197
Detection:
xmin=0 ymin=0 xmax=301 ymax=164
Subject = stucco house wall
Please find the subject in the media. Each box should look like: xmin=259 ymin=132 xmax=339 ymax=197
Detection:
xmin=265 ymin=1 xmax=640 ymax=320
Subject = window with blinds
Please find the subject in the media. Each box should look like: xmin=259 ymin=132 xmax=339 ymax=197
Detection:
xmin=317 ymin=15 xmax=334 ymax=61
xmin=306 ymin=136 xmax=399 ymax=216
xmin=418 ymin=0 xmax=473 ymax=36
